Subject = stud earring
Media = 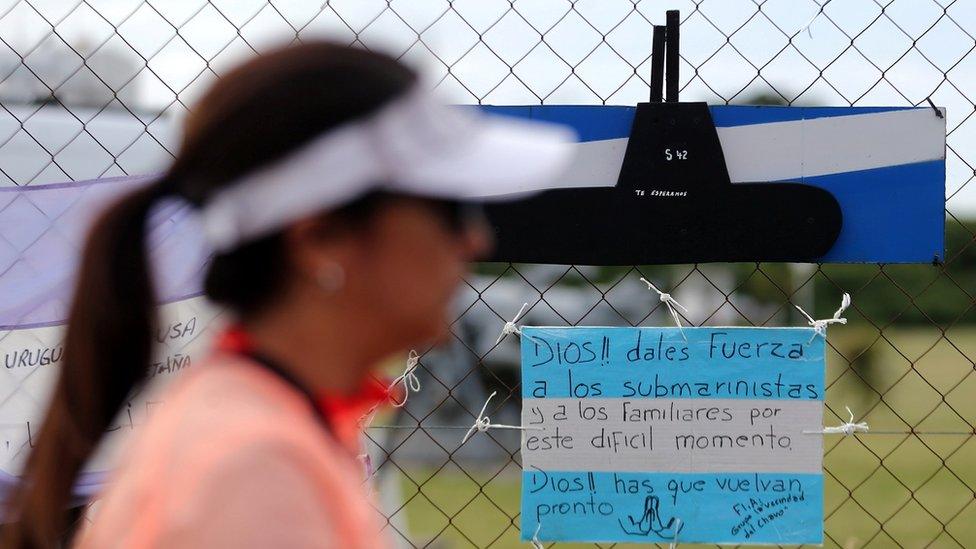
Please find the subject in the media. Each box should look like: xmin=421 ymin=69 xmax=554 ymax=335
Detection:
xmin=316 ymin=262 xmax=345 ymax=294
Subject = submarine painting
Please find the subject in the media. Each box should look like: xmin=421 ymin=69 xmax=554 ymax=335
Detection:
xmin=481 ymin=103 xmax=945 ymax=265
xmin=481 ymin=13 xmax=945 ymax=266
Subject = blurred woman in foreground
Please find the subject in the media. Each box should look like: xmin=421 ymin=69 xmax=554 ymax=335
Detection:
xmin=3 ymin=41 xmax=573 ymax=547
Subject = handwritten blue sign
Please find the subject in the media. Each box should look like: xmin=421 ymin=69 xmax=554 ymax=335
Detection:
xmin=520 ymin=327 xmax=825 ymax=545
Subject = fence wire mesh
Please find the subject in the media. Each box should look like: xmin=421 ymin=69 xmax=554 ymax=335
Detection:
xmin=0 ymin=0 xmax=974 ymax=547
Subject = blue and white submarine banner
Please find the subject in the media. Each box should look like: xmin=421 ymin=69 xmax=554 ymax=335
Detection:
xmin=484 ymin=106 xmax=946 ymax=264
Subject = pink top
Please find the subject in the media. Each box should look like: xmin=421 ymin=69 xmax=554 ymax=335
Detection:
xmin=75 ymin=352 xmax=390 ymax=548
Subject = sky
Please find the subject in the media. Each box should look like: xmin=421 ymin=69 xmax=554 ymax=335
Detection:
xmin=0 ymin=0 xmax=972 ymax=213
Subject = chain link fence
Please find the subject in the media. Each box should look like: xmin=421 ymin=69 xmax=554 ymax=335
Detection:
xmin=0 ymin=0 xmax=974 ymax=547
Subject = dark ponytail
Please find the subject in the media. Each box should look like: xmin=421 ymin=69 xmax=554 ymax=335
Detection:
xmin=3 ymin=178 xmax=171 ymax=547
xmin=1 ymin=41 xmax=416 ymax=547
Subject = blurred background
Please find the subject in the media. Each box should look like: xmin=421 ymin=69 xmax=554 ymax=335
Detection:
xmin=0 ymin=0 xmax=974 ymax=547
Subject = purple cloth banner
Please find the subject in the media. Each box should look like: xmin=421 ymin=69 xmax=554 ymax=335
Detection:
xmin=0 ymin=175 xmax=209 ymax=330
xmin=0 ymin=175 xmax=211 ymax=510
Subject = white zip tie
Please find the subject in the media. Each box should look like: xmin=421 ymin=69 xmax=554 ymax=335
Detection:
xmin=358 ymin=350 xmax=422 ymax=429
xmin=531 ymin=522 xmax=543 ymax=549
xmin=639 ymin=278 xmax=689 ymax=340
xmin=495 ymin=302 xmax=530 ymax=345
xmin=669 ymin=517 xmax=682 ymax=549
xmin=461 ymin=390 xmax=542 ymax=444
xmin=359 ymin=407 xmax=378 ymax=430
xmin=799 ymin=0 xmax=833 ymax=38
xmin=804 ymin=406 xmax=869 ymax=436
xmin=389 ymin=350 xmax=421 ymax=407
xmin=794 ymin=292 xmax=850 ymax=342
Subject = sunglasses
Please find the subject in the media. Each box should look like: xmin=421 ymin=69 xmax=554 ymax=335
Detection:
xmin=422 ymin=198 xmax=486 ymax=235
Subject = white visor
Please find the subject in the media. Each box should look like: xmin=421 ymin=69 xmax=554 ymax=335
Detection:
xmin=200 ymin=86 xmax=577 ymax=252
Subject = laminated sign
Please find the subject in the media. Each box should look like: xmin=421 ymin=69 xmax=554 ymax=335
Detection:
xmin=520 ymin=327 xmax=825 ymax=545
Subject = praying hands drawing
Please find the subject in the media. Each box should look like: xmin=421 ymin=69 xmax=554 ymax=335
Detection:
xmin=617 ymin=495 xmax=683 ymax=540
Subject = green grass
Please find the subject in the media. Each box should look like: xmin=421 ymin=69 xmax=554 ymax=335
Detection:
xmin=387 ymin=328 xmax=976 ymax=548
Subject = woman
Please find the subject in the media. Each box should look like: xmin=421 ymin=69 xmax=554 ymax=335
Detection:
xmin=3 ymin=42 xmax=573 ymax=547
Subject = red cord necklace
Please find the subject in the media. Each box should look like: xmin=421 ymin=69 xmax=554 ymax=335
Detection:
xmin=216 ymin=325 xmax=389 ymax=453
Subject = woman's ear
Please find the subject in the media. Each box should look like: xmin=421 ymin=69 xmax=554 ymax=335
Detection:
xmin=281 ymin=216 xmax=345 ymax=287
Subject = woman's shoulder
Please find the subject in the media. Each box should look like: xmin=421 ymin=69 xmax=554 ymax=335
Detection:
xmin=168 ymin=351 xmax=312 ymax=411
xmin=147 ymin=352 xmax=324 ymax=453
xmin=76 ymin=353 xmax=380 ymax=548
xmin=86 ymin=352 xmax=355 ymax=514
